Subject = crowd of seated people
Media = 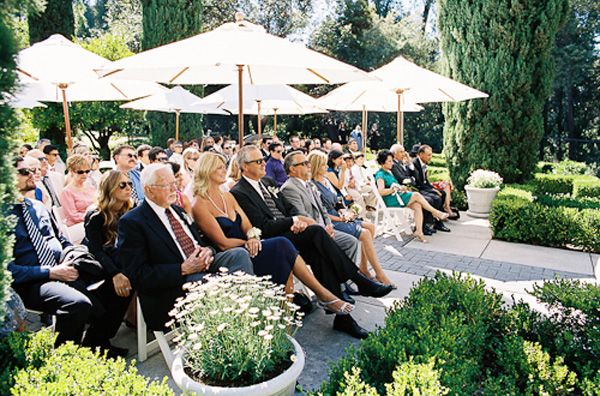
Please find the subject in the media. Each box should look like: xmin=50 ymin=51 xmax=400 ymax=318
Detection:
xmin=7 ymin=132 xmax=456 ymax=358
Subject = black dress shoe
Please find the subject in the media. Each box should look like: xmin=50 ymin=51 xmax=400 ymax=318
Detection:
xmin=333 ymin=315 xmax=369 ymax=339
xmin=106 ymin=345 xmax=129 ymax=359
xmin=351 ymin=272 xmax=394 ymax=298
xmin=344 ymin=282 xmax=360 ymax=295
xmin=341 ymin=290 xmax=355 ymax=305
xmin=434 ymin=222 xmax=451 ymax=232
xmin=423 ymin=226 xmax=433 ymax=236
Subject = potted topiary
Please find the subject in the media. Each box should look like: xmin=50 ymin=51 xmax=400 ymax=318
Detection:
xmin=168 ymin=270 xmax=305 ymax=396
xmin=464 ymin=169 xmax=503 ymax=218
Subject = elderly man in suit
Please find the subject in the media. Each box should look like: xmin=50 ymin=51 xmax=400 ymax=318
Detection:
xmin=118 ymin=163 xmax=253 ymax=332
xmin=230 ymin=146 xmax=393 ymax=339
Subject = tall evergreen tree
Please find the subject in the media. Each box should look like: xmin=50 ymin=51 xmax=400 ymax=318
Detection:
xmin=28 ymin=0 xmax=75 ymax=150
xmin=141 ymin=0 xmax=204 ymax=146
xmin=438 ymin=0 xmax=569 ymax=188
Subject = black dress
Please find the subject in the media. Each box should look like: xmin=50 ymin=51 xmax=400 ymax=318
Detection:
xmin=215 ymin=213 xmax=297 ymax=285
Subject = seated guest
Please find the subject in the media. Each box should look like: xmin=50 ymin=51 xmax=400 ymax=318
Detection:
xmin=325 ymin=150 xmax=353 ymax=206
xmin=222 ymin=154 xmax=240 ymax=192
xmin=303 ymin=151 xmax=394 ymax=286
xmin=350 ymin=152 xmax=377 ymax=211
xmin=165 ymin=138 xmax=175 ymax=157
xmin=322 ymin=138 xmax=332 ymax=152
xmin=347 ymin=138 xmax=360 ymax=155
xmin=412 ymin=145 xmax=452 ymax=232
xmin=313 ymin=138 xmax=321 ymax=149
xmin=148 ymin=147 xmax=168 ymax=163
xmin=191 ymin=153 xmax=353 ymax=314
xmin=169 ymin=141 xmax=184 ymax=166
xmin=23 ymin=156 xmax=51 ymax=208
xmin=230 ymin=146 xmax=393 ymax=339
xmin=265 ymin=142 xmax=287 ymax=186
xmin=181 ymin=147 xmax=200 ymax=193
xmin=375 ymin=150 xmax=448 ymax=243
xmin=168 ymin=161 xmax=192 ymax=214
xmin=201 ymin=136 xmax=215 ymax=151
xmin=136 ymin=144 xmax=152 ymax=172
xmin=27 ymin=149 xmax=62 ymax=207
xmin=83 ymin=170 xmax=134 ymax=355
xmin=341 ymin=154 xmax=367 ymax=216
xmin=117 ymin=164 xmax=254 ymax=332
xmin=20 ymin=144 xmax=32 ymax=157
xmin=9 ymin=157 xmax=92 ymax=347
xmin=113 ymin=145 xmax=144 ymax=206
xmin=60 ymin=154 xmax=95 ymax=226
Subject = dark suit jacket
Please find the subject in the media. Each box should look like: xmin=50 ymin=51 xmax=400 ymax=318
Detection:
xmin=230 ymin=176 xmax=298 ymax=239
xmin=411 ymin=158 xmax=435 ymax=192
xmin=391 ymin=159 xmax=416 ymax=187
xmin=117 ymin=200 xmax=203 ymax=331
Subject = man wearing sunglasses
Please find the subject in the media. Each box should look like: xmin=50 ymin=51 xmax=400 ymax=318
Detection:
xmin=26 ymin=149 xmax=62 ymax=208
xmin=265 ymin=142 xmax=287 ymax=186
xmin=8 ymin=157 xmax=93 ymax=347
xmin=231 ymin=146 xmax=393 ymax=339
xmin=148 ymin=147 xmax=168 ymax=164
xmin=113 ymin=145 xmax=144 ymax=206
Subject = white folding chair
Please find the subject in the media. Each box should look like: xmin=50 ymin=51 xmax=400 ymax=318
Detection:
xmin=136 ymin=297 xmax=176 ymax=370
xmin=369 ymin=171 xmax=413 ymax=241
xmin=52 ymin=206 xmax=84 ymax=244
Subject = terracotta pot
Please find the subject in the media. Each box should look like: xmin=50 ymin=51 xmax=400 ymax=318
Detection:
xmin=464 ymin=185 xmax=500 ymax=218
xmin=171 ymin=335 xmax=304 ymax=396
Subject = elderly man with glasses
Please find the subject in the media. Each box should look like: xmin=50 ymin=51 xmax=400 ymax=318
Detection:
xmin=117 ymin=163 xmax=254 ymax=332
xmin=265 ymin=142 xmax=287 ymax=186
xmin=113 ymin=145 xmax=144 ymax=206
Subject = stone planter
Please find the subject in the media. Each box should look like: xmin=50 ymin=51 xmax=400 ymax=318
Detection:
xmin=171 ymin=335 xmax=305 ymax=396
xmin=465 ymin=185 xmax=500 ymax=218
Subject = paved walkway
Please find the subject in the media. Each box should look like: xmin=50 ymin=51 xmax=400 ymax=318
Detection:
xmin=24 ymin=213 xmax=600 ymax=394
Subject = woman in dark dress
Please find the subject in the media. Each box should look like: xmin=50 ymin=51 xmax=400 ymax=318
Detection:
xmin=191 ymin=152 xmax=353 ymax=315
xmin=83 ymin=170 xmax=133 ymax=357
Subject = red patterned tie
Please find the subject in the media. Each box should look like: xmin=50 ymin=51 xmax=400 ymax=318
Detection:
xmin=165 ymin=209 xmax=196 ymax=258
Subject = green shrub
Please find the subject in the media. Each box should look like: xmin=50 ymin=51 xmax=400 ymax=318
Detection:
xmin=8 ymin=330 xmax=173 ymax=395
xmin=451 ymin=190 xmax=467 ymax=211
xmin=534 ymin=194 xmax=600 ymax=210
xmin=554 ymin=160 xmax=588 ymax=176
xmin=573 ymin=178 xmax=600 ymax=199
xmin=427 ymin=166 xmax=450 ymax=182
xmin=528 ymin=174 xmax=579 ymax=194
xmin=429 ymin=155 xmax=446 ymax=168
xmin=537 ymin=161 xmax=557 ymax=174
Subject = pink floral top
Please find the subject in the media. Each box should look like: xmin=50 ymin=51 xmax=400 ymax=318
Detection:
xmin=59 ymin=185 xmax=96 ymax=226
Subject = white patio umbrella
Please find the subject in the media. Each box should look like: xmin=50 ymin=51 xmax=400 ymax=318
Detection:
xmin=6 ymin=95 xmax=47 ymax=109
xmin=199 ymin=84 xmax=327 ymax=137
xmin=96 ymin=14 xmax=374 ymax=144
xmin=317 ymin=80 xmax=424 ymax=152
xmin=120 ymin=86 xmax=227 ymax=141
xmin=370 ymin=56 xmax=489 ymax=145
xmin=16 ymin=34 xmax=167 ymax=149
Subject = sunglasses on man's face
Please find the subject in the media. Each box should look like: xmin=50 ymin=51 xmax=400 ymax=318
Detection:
xmin=119 ymin=181 xmax=134 ymax=189
xmin=17 ymin=168 xmax=32 ymax=176
xmin=245 ymin=157 xmax=266 ymax=165
xmin=37 ymin=157 xmax=48 ymax=162
xmin=121 ymin=153 xmax=137 ymax=159
xmin=223 ymin=146 xmax=231 ymax=150
xmin=294 ymin=160 xmax=309 ymax=167
xmin=75 ymin=169 xmax=91 ymax=175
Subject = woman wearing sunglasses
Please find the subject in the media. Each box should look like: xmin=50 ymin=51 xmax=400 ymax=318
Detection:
xmin=82 ymin=170 xmax=133 ymax=356
xmin=60 ymin=154 xmax=96 ymax=226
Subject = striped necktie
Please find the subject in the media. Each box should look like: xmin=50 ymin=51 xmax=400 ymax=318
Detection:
xmin=165 ymin=209 xmax=196 ymax=258
xmin=259 ymin=182 xmax=284 ymax=220
xmin=21 ymin=202 xmax=57 ymax=268
xmin=42 ymin=176 xmax=60 ymax=207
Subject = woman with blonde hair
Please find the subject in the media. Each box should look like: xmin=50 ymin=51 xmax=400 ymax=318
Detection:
xmin=221 ymin=154 xmax=240 ymax=192
xmin=82 ymin=170 xmax=133 ymax=358
xmin=308 ymin=150 xmax=394 ymax=287
xmin=60 ymin=154 xmax=96 ymax=226
xmin=191 ymin=152 xmax=353 ymax=315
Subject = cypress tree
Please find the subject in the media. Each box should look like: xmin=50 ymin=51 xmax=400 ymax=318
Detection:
xmin=141 ymin=0 xmax=204 ymax=146
xmin=438 ymin=0 xmax=569 ymax=188
xmin=28 ymin=0 xmax=75 ymax=149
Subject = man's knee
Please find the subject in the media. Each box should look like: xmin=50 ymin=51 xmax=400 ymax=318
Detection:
xmin=216 ymin=247 xmax=254 ymax=275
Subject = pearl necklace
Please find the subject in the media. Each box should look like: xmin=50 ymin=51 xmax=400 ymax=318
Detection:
xmin=207 ymin=190 xmax=228 ymax=217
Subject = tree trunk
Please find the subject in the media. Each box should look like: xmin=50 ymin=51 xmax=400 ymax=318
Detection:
xmin=422 ymin=0 xmax=434 ymax=32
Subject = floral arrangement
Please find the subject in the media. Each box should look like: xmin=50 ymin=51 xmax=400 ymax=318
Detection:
xmin=350 ymin=204 xmax=362 ymax=216
xmin=168 ymin=270 xmax=302 ymax=387
xmin=246 ymin=227 xmax=262 ymax=240
xmin=467 ymin=169 xmax=503 ymax=188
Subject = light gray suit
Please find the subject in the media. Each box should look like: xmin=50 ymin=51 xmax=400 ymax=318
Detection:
xmin=281 ymin=177 xmax=359 ymax=264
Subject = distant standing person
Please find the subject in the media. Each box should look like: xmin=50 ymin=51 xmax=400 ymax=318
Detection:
xmin=338 ymin=122 xmax=348 ymax=145
xmin=368 ymin=124 xmax=381 ymax=151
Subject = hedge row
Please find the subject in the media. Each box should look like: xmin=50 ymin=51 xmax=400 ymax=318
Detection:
xmin=489 ymin=187 xmax=600 ymax=252
xmin=315 ymin=273 xmax=599 ymax=395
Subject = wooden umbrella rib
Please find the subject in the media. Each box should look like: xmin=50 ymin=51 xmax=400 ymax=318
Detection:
xmin=307 ymin=68 xmax=329 ymax=83
xmin=17 ymin=68 xmax=40 ymax=81
xmin=169 ymin=67 xmax=190 ymax=84
xmin=438 ymin=88 xmax=457 ymax=102
xmin=101 ymin=69 xmax=124 ymax=78
xmin=247 ymin=65 xmax=254 ymax=85
xmin=110 ymin=83 xmax=128 ymax=98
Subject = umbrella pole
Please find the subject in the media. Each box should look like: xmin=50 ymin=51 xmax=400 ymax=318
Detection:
xmin=59 ymin=85 xmax=73 ymax=150
xmin=361 ymin=105 xmax=367 ymax=154
xmin=273 ymin=109 xmax=278 ymax=135
xmin=257 ymin=100 xmax=262 ymax=141
xmin=175 ymin=110 xmax=180 ymax=141
xmin=237 ymin=65 xmax=244 ymax=146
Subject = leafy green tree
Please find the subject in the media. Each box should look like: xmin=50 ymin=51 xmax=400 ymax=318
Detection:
xmin=439 ymin=0 xmax=569 ymax=188
xmin=28 ymin=0 xmax=75 ymax=150
xmin=141 ymin=0 xmax=204 ymax=146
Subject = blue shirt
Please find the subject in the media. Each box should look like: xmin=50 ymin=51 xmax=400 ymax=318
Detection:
xmin=265 ymin=157 xmax=288 ymax=186
xmin=350 ymin=129 xmax=363 ymax=150
xmin=128 ymin=169 xmax=145 ymax=202
xmin=8 ymin=198 xmax=70 ymax=284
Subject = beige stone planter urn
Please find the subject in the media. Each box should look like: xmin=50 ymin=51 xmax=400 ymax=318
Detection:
xmin=465 ymin=185 xmax=500 ymax=218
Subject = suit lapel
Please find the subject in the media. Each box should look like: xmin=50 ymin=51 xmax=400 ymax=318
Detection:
xmin=140 ymin=202 xmax=183 ymax=259
xmin=239 ymin=177 xmax=275 ymax=218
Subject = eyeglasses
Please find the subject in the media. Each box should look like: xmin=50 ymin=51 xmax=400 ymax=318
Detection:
xmin=274 ymin=150 xmax=282 ymax=154
xmin=151 ymin=181 xmax=178 ymax=189
xmin=189 ymin=157 xmax=200 ymax=161
xmin=157 ymin=157 xmax=168 ymax=162
xmin=17 ymin=168 xmax=32 ymax=176
xmin=245 ymin=157 xmax=266 ymax=165
xmin=120 ymin=153 xmax=137 ymax=159
xmin=293 ymin=160 xmax=309 ymax=167
xmin=37 ymin=157 xmax=48 ymax=162
xmin=223 ymin=146 xmax=231 ymax=150
xmin=75 ymin=169 xmax=91 ymax=175
xmin=118 ymin=181 xmax=134 ymax=189
xmin=48 ymin=153 xmax=59 ymax=157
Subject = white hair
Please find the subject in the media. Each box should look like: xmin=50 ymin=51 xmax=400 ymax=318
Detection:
xmin=236 ymin=145 xmax=260 ymax=172
xmin=390 ymin=144 xmax=404 ymax=154
xmin=140 ymin=163 xmax=172 ymax=188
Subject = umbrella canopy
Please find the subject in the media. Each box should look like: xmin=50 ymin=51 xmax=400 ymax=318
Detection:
xmin=16 ymin=34 xmax=167 ymax=148
xmin=96 ymin=14 xmax=374 ymax=143
xmin=6 ymin=94 xmax=48 ymax=109
xmin=120 ymin=86 xmax=227 ymax=141
xmin=199 ymin=84 xmax=327 ymax=136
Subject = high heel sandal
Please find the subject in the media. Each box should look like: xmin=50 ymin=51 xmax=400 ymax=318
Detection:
xmin=434 ymin=211 xmax=449 ymax=221
xmin=413 ymin=232 xmax=429 ymax=244
xmin=317 ymin=299 xmax=354 ymax=315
